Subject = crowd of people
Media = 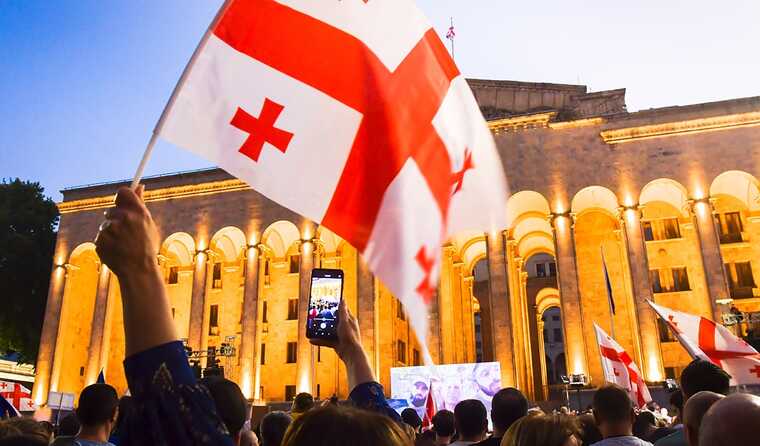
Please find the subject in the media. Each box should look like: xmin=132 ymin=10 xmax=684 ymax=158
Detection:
xmin=1 ymin=186 xmax=760 ymax=445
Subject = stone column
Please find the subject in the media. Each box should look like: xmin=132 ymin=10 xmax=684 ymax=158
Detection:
xmin=438 ymin=246 xmax=456 ymax=364
xmin=239 ymin=245 xmax=260 ymax=399
xmin=536 ymin=315 xmax=549 ymax=399
xmin=619 ymin=206 xmax=664 ymax=382
xmin=32 ymin=262 xmax=68 ymax=405
xmin=296 ymin=230 xmax=317 ymax=394
xmin=689 ymin=199 xmax=730 ymax=319
xmin=550 ymin=213 xmax=588 ymax=376
xmin=188 ymin=250 xmax=209 ymax=352
xmin=84 ymin=265 xmax=112 ymax=386
xmin=486 ymin=231 xmax=516 ymax=388
xmin=357 ymin=256 xmax=378 ymax=374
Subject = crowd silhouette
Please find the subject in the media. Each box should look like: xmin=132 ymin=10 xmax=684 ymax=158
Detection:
xmin=2 ymin=187 xmax=760 ymax=446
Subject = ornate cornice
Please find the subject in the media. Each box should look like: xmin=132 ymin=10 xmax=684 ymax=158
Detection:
xmin=488 ymin=112 xmax=557 ymax=134
xmin=599 ymin=111 xmax=760 ymax=144
xmin=58 ymin=179 xmax=249 ymax=214
xmin=548 ymin=117 xmax=605 ymax=130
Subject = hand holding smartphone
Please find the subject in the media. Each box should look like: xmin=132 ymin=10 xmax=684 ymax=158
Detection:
xmin=306 ymin=268 xmax=344 ymax=340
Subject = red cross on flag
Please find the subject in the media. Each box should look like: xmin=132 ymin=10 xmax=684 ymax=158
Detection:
xmin=593 ymin=323 xmax=651 ymax=407
xmin=648 ymin=301 xmax=760 ymax=385
xmin=0 ymin=380 xmax=35 ymax=412
xmin=155 ymin=0 xmax=508 ymax=360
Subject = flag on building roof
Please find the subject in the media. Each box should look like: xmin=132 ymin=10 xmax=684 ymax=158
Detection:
xmin=593 ymin=323 xmax=651 ymax=407
xmin=155 ymin=0 xmax=508 ymax=362
xmin=648 ymin=301 xmax=760 ymax=385
xmin=0 ymin=381 xmax=34 ymax=414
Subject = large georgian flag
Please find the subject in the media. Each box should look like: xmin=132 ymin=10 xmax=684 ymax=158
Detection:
xmin=0 ymin=380 xmax=34 ymax=413
xmin=593 ymin=323 xmax=651 ymax=407
xmin=157 ymin=0 xmax=508 ymax=359
xmin=648 ymin=301 xmax=760 ymax=385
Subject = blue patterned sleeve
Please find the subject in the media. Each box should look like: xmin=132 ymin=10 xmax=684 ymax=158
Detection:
xmin=122 ymin=341 xmax=235 ymax=446
xmin=348 ymin=381 xmax=402 ymax=422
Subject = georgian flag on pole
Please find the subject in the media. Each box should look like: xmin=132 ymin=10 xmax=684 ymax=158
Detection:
xmin=648 ymin=301 xmax=760 ymax=385
xmin=0 ymin=381 xmax=34 ymax=413
xmin=148 ymin=0 xmax=507 ymax=361
xmin=593 ymin=323 xmax=651 ymax=407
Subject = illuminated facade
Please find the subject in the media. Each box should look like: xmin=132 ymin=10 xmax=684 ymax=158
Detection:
xmin=33 ymin=80 xmax=760 ymax=405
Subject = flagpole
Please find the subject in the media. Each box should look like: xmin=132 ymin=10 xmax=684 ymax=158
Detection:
xmin=602 ymin=246 xmax=616 ymax=340
xmin=450 ymin=17 xmax=455 ymax=60
xmin=129 ymin=0 xmax=234 ymax=190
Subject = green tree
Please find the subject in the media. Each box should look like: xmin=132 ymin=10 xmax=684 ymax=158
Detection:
xmin=0 ymin=179 xmax=59 ymax=363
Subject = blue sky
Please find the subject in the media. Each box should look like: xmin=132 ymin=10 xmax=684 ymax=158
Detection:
xmin=2 ymin=0 xmax=759 ymax=201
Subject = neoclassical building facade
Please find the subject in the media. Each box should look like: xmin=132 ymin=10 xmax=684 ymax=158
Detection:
xmin=32 ymin=79 xmax=760 ymax=405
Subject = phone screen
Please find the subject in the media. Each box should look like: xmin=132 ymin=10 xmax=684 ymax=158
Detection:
xmin=306 ymin=269 xmax=343 ymax=340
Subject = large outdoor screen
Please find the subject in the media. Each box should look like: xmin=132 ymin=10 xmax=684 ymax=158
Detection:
xmin=390 ymin=362 xmax=501 ymax=423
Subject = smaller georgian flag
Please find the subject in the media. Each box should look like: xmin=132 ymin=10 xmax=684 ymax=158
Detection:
xmin=593 ymin=323 xmax=651 ymax=407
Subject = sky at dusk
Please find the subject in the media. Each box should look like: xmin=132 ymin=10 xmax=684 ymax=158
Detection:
xmin=2 ymin=0 xmax=759 ymax=201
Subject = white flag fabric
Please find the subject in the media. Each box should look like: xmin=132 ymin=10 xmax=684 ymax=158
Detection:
xmin=157 ymin=0 xmax=508 ymax=360
xmin=593 ymin=323 xmax=651 ymax=407
xmin=648 ymin=301 xmax=760 ymax=385
xmin=0 ymin=380 xmax=35 ymax=412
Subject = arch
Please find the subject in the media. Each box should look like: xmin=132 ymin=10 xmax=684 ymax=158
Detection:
xmin=513 ymin=217 xmax=553 ymax=244
xmin=69 ymin=242 xmax=97 ymax=261
xmin=536 ymin=288 xmax=561 ymax=315
xmin=461 ymin=239 xmax=488 ymax=275
xmin=317 ymin=226 xmax=343 ymax=254
xmin=161 ymin=232 xmax=196 ymax=266
xmin=710 ymin=170 xmax=760 ymax=211
xmin=518 ymin=234 xmax=554 ymax=260
xmin=209 ymin=226 xmax=246 ymax=262
xmin=640 ymin=178 xmax=689 ymax=216
xmin=261 ymin=220 xmax=301 ymax=259
xmin=506 ymin=191 xmax=551 ymax=229
xmin=571 ymin=186 xmax=619 ymax=216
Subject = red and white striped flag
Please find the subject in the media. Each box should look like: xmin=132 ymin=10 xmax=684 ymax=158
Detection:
xmin=593 ymin=323 xmax=651 ymax=407
xmin=648 ymin=301 xmax=760 ymax=385
xmin=0 ymin=381 xmax=35 ymax=413
xmin=156 ymin=0 xmax=507 ymax=361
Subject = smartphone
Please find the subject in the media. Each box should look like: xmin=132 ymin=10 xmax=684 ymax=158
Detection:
xmin=306 ymin=268 xmax=344 ymax=340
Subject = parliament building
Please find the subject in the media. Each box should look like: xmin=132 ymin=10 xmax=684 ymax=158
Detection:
xmin=32 ymin=79 xmax=760 ymax=406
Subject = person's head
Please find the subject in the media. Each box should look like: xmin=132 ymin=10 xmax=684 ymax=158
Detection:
xmin=400 ymin=408 xmax=422 ymax=431
xmin=200 ymin=376 xmax=247 ymax=440
xmin=632 ymin=411 xmax=656 ymax=439
xmin=76 ymin=384 xmax=119 ymax=432
xmin=414 ymin=430 xmax=436 ymax=446
xmin=453 ymin=399 xmax=487 ymax=441
xmin=700 ymin=393 xmax=760 ymax=446
xmin=503 ymin=414 xmax=580 ymax=446
xmin=57 ymin=413 xmax=80 ymax=436
xmin=431 ymin=409 xmax=455 ymax=439
xmin=474 ymin=363 xmax=501 ymax=397
xmin=0 ymin=418 xmax=50 ymax=444
xmin=591 ymin=385 xmax=635 ymax=438
xmin=491 ymin=387 xmax=528 ymax=435
xmin=412 ymin=382 xmax=428 ymax=407
xmin=259 ymin=411 xmax=292 ymax=446
xmin=281 ymin=405 xmax=411 ymax=446
xmin=680 ymin=359 xmax=731 ymax=400
xmin=291 ymin=393 xmax=315 ymax=415
xmin=669 ymin=389 xmax=684 ymax=420
xmin=0 ymin=436 xmax=47 ymax=446
xmin=576 ymin=414 xmax=602 ymax=446
xmin=683 ymin=391 xmax=724 ymax=446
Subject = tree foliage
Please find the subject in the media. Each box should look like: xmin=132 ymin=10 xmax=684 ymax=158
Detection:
xmin=0 ymin=179 xmax=59 ymax=363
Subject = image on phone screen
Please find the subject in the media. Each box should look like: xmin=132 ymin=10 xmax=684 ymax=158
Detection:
xmin=307 ymin=269 xmax=343 ymax=339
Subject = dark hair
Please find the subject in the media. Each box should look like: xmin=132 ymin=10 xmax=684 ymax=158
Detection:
xmin=0 ymin=418 xmax=49 ymax=444
xmin=669 ymin=390 xmax=684 ymax=412
xmin=260 ymin=411 xmax=292 ymax=446
xmin=491 ymin=387 xmax=528 ymax=432
xmin=76 ymin=384 xmax=119 ymax=427
xmin=680 ymin=359 xmax=731 ymax=399
xmin=576 ymin=413 xmax=602 ymax=446
xmin=454 ymin=399 xmax=487 ymax=439
xmin=592 ymin=384 xmax=633 ymax=424
xmin=503 ymin=414 xmax=579 ymax=446
xmin=57 ymin=413 xmax=80 ymax=436
xmin=633 ymin=411 xmax=656 ymax=438
xmin=400 ymin=408 xmax=422 ymax=429
xmin=431 ymin=409 xmax=455 ymax=437
xmin=111 ymin=396 xmax=135 ymax=438
xmin=292 ymin=392 xmax=315 ymax=413
xmin=282 ymin=405 xmax=410 ymax=446
xmin=415 ymin=429 xmax=436 ymax=446
xmin=200 ymin=376 xmax=247 ymax=434
xmin=0 ymin=437 xmax=48 ymax=446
